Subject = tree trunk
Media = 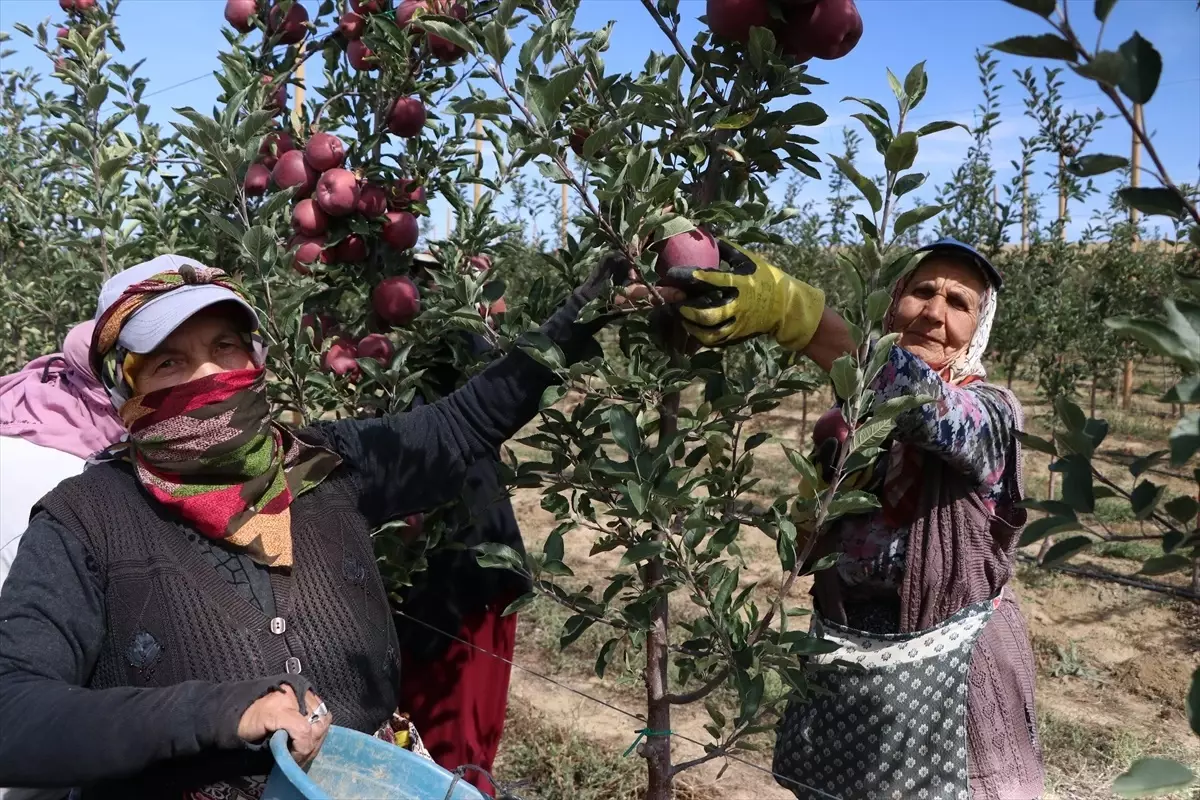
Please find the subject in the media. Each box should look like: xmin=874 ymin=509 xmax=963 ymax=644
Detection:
xmin=1021 ymin=172 xmax=1029 ymax=252
xmin=1192 ymin=558 xmax=1200 ymax=595
xmin=1090 ymin=378 xmax=1098 ymax=418
xmin=1057 ymin=152 xmax=1068 ymax=242
xmin=1130 ymin=104 xmax=1142 ymax=243
xmin=645 ymin=391 xmax=679 ymax=800
xmin=1121 ymin=359 xmax=1134 ymax=411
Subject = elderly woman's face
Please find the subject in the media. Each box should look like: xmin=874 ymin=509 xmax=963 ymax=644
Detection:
xmin=889 ymin=257 xmax=986 ymax=369
xmin=129 ymin=304 xmax=254 ymax=395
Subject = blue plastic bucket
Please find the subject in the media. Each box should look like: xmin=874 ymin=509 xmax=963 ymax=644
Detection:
xmin=262 ymin=726 xmax=487 ymax=800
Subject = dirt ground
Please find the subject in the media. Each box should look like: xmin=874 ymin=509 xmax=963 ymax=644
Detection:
xmin=490 ymin=371 xmax=1200 ymax=800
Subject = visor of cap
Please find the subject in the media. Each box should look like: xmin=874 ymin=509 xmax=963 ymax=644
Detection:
xmin=917 ymin=238 xmax=1004 ymax=290
xmin=116 ymin=284 xmax=260 ymax=354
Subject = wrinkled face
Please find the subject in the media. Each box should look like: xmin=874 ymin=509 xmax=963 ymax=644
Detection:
xmin=889 ymin=257 xmax=987 ymax=370
xmin=128 ymin=304 xmax=254 ymax=395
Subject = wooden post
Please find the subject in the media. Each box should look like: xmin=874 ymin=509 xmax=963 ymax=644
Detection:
xmin=1130 ymin=104 xmax=1143 ymax=246
xmin=290 ymin=61 xmax=306 ymax=135
xmin=1121 ymin=359 xmax=1135 ymax=411
xmin=560 ymin=184 xmax=569 ymax=247
xmin=474 ymin=118 xmax=483 ymax=208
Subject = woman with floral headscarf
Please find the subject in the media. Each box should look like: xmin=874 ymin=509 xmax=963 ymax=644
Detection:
xmin=0 ymin=253 xmax=680 ymax=800
xmin=666 ymin=238 xmax=1043 ymax=800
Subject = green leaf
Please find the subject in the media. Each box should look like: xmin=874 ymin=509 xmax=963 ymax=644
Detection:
xmin=886 ymin=68 xmax=905 ymax=106
xmin=1129 ymin=450 xmax=1168 ymax=478
xmin=241 ymin=225 xmax=276 ymax=268
xmin=893 ymin=172 xmax=927 ymax=197
xmin=86 ymin=83 xmax=109 ymax=108
xmin=865 ymin=288 xmax=891 ymax=323
xmin=828 ymin=491 xmax=881 ymax=520
xmin=1095 ymin=0 xmax=1117 ymax=21
xmin=1169 ymin=412 xmax=1200 ymax=466
xmin=1042 ymin=535 xmax=1093 ymax=566
xmin=829 ymin=155 xmax=882 ymax=213
xmin=595 ymin=638 xmax=620 ymax=678
xmin=1118 ymin=32 xmax=1162 ymax=104
xmin=1003 ymin=0 xmax=1056 ymax=16
xmin=893 ymin=204 xmax=946 ymax=238
xmin=853 ymin=417 xmax=895 ymax=450
xmin=914 ymin=120 xmax=967 ymax=137
xmin=1054 ymin=397 xmax=1087 ymax=433
xmin=903 ymin=61 xmax=928 ymax=110
xmin=656 ymin=215 xmax=697 ymax=240
xmin=1067 ymin=154 xmax=1129 ymax=177
xmin=624 ymin=480 xmax=648 ymax=515
xmin=1073 ymin=50 xmax=1125 ymax=86
xmin=543 ymin=531 xmax=564 ymax=562
xmin=474 ymin=542 xmax=526 ymax=571
xmin=1017 ymin=431 xmax=1057 ymax=457
xmin=990 ymin=34 xmax=1078 ymax=61
xmin=884 ymin=132 xmax=919 ymax=173
xmin=850 ymin=113 xmax=892 ymax=157
xmin=1019 ymin=516 xmax=1083 ymax=547
xmin=715 ymin=108 xmax=760 ymax=130
xmin=1163 ymin=495 xmax=1198 ymax=523
xmin=1054 ymin=454 xmax=1095 ymax=513
xmin=779 ymin=101 xmax=828 ymax=127
xmin=873 ymin=394 xmax=932 ymax=420
xmin=415 ymin=16 xmax=476 ymax=55
xmin=829 ymin=355 xmax=859 ymax=400
xmin=606 ymin=406 xmax=641 ymax=455
xmin=1112 ymin=758 xmax=1196 ymax=798
xmin=560 ymin=614 xmax=594 ymax=649
xmin=1117 ymin=187 xmax=1187 ymax=220
xmin=783 ymin=445 xmax=820 ymax=491
xmin=619 ymin=540 xmax=666 ymax=567
xmin=1138 ymin=554 xmax=1191 ymax=576
xmin=502 ymin=592 xmax=537 ymax=616
xmin=99 ymin=155 xmax=129 ymax=182
xmin=1130 ymin=479 xmax=1165 ymax=520
xmin=842 ymin=96 xmax=890 ymax=122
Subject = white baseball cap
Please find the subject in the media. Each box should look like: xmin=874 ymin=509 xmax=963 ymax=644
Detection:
xmin=95 ymin=255 xmax=259 ymax=354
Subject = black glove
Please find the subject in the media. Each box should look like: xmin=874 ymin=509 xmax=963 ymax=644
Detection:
xmin=534 ymin=252 xmax=633 ymax=363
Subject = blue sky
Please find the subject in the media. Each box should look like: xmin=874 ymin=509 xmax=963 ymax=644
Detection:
xmin=2 ymin=0 xmax=1197 ymax=243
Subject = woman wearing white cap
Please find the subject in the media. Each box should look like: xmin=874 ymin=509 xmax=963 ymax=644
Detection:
xmin=0 ymin=254 xmax=679 ymax=799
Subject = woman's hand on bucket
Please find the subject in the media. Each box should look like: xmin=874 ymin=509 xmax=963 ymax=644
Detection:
xmin=238 ymin=682 xmax=332 ymax=767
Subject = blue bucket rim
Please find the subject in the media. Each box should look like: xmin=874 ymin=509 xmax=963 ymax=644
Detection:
xmin=269 ymin=728 xmax=332 ymax=800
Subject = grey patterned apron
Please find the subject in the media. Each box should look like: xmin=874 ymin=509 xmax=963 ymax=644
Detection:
xmin=773 ymin=595 xmax=1001 ymax=800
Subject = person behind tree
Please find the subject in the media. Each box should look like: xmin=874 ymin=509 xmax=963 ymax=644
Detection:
xmin=0 ymin=253 xmax=680 ymax=799
xmin=667 ymin=237 xmax=1043 ymax=800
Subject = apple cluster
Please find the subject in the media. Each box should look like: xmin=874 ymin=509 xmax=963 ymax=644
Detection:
xmin=706 ymin=0 xmax=862 ymax=61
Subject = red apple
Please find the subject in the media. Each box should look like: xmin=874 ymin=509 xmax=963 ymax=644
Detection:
xmin=394 ymin=0 xmax=427 ymax=28
xmin=784 ymin=0 xmax=862 ymax=60
xmin=315 ymin=168 xmax=360 ymax=217
xmin=291 ymin=198 xmax=329 ymax=236
xmin=243 ymin=163 xmax=271 ymax=196
xmin=381 ymin=210 xmax=419 ymax=250
xmin=357 ymin=333 xmax=394 ymax=364
xmin=54 ymin=57 xmax=69 ymax=72
xmin=338 ymin=11 xmax=366 ymax=39
xmin=290 ymin=234 xmax=328 ymax=274
xmin=467 ymin=254 xmax=491 ymax=272
xmin=706 ymin=0 xmax=770 ymax=43
xmin=262 ymin=75 xmax=288 ymax=112
xmin=568 ymin=127 xmax=591 ymax=157
xmin=478 ymin=296 xmax=506 ymax=320
xmin=351 ymin=0 xmax=389 ymax=12
xmin=333 ymin=234 xmax=369 ymax=263
xmin=812 ymin=406 xmax=851 ymax=446
xmin=372 ymin=276 xmax=421 ymax=325
xmin=347 ymin=39 xmax=378 ymax=71
xmin=59 ymin=0 xmax=75 ymax=9
xmin=56 ymin=26 xmax=70 ymax=40
xmin=402 ymin=513 xmax=424 ymax=541
xmin=272 ymin=150 xmax=318 ymax=197
xmin=304 ymin=132 xmax=345 ymax=171
xmin=428 ymin=2 xmax=466 ymax=60
xmin=224 ymin=0 xmax=258 ymax=32
xmin=356 ymin=182 xmax=389 ymax=218
xmin=259 ymin=130 xmax=295 ymax=160
xmin=387 ymin=179 xmax=426 ymax=211
xmin=656 ymin=228 xmax=720 ymax=272
xmin=74 ymin=0 xmax=96 ymax=9
xmin=267 ymin=1 xmax=309 ymax=45
xmin=301 ymin=312 xmax=338 ymax=348
xmin=386 ymin=96 xmax=426 ymax=138
xmin=323 ymin=338 xmax=360 ymax=377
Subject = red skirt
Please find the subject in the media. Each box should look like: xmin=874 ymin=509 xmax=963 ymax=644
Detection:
xmin=398 ymin=604 xmax=518 ymax=796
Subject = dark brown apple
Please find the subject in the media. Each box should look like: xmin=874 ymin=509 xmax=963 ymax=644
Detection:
xmin=706 ymin=0 xmax=770 ymax=43
xmin=267 ymin=1 xmax=309 ymax=45
xmin=386 ymin=96 xmax=426 ymax=138
xmin=783 ymin=0 xmax=862 ymax=60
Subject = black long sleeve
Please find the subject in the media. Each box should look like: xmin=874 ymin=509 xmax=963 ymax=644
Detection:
xmin=0 ymin=515 xmax=283 ymax=788
xmin=317 ymin=284 xmax=600 ymax=527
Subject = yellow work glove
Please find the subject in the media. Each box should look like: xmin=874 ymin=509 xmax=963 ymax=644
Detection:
xmin=662 ymin=239 xmax=825 ymax=351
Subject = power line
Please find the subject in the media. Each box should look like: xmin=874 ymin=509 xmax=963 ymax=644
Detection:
xmin=140 ymin=71 xmax=212 ymax=100
xmin=394 ymin=607 xmax=845 ymax=800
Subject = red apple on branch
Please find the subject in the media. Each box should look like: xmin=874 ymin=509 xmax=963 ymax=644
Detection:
xmin=357 ymin=333 xmax=394 ymax=365
xmin=356 ymin=183 xmax=389 ymax=218
xmin=467 ymin=254 xmax=491 ymax=272
xmin=706 ymin=0 xmax=770 ymax=43
xmin=315 ymin=169 xmax=360 ymax=217
xmin=372 ymin=276 xmax=421 ymax=326
xmin=347 ymin=40 xmax=378 ymax=71
xmin=387 ymin=179 xmax=426 ymax=211
xmin=655 ymin=228 xmax=720 ymax=273
xmin=351 ymin=0 xmax=389 ymax=12
xmin=243 ymin=163 xmax=271 ymax=196
xmin=783 ymin=0 xmax=863 ymax=60
xmin=224 ymin=0 xmax=258 ymax=32
xmin=304 ymin=132 xmax=345 ymax=171
xmin=394 ymin=0 xmax=427 ymax=28
xmin=301 ymin=312 xmax=339 ymax=349
xmin=272 ymin=150 xmax=318 ymax=197
xmin=812 ymin=407 xmax=851 ymax=446
xmin=267 ymin=1 xmax=309 ymax=45
xmin=290 ymin=235 xmax=328 ymax=275
xmin=333 ymin=234 xmax=369 ymax=264
xmin=323 ymin=338 xmax=360 ymax=377
xmin=291 ymin=198 xmax=329 ymax=236
xmin=381 ymin=210 xmax=419 ymax=250
xmin=386 ymin=96 xmax=427 ymax=138
xmin=338 ymin=11 xmax=366 ymax=39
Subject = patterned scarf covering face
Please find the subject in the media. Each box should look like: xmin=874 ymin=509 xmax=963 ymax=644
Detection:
xmin=877 ymin=261 xmax=997 ymax=528
xmin=92 ymin=267 xmax=340 ymax=567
